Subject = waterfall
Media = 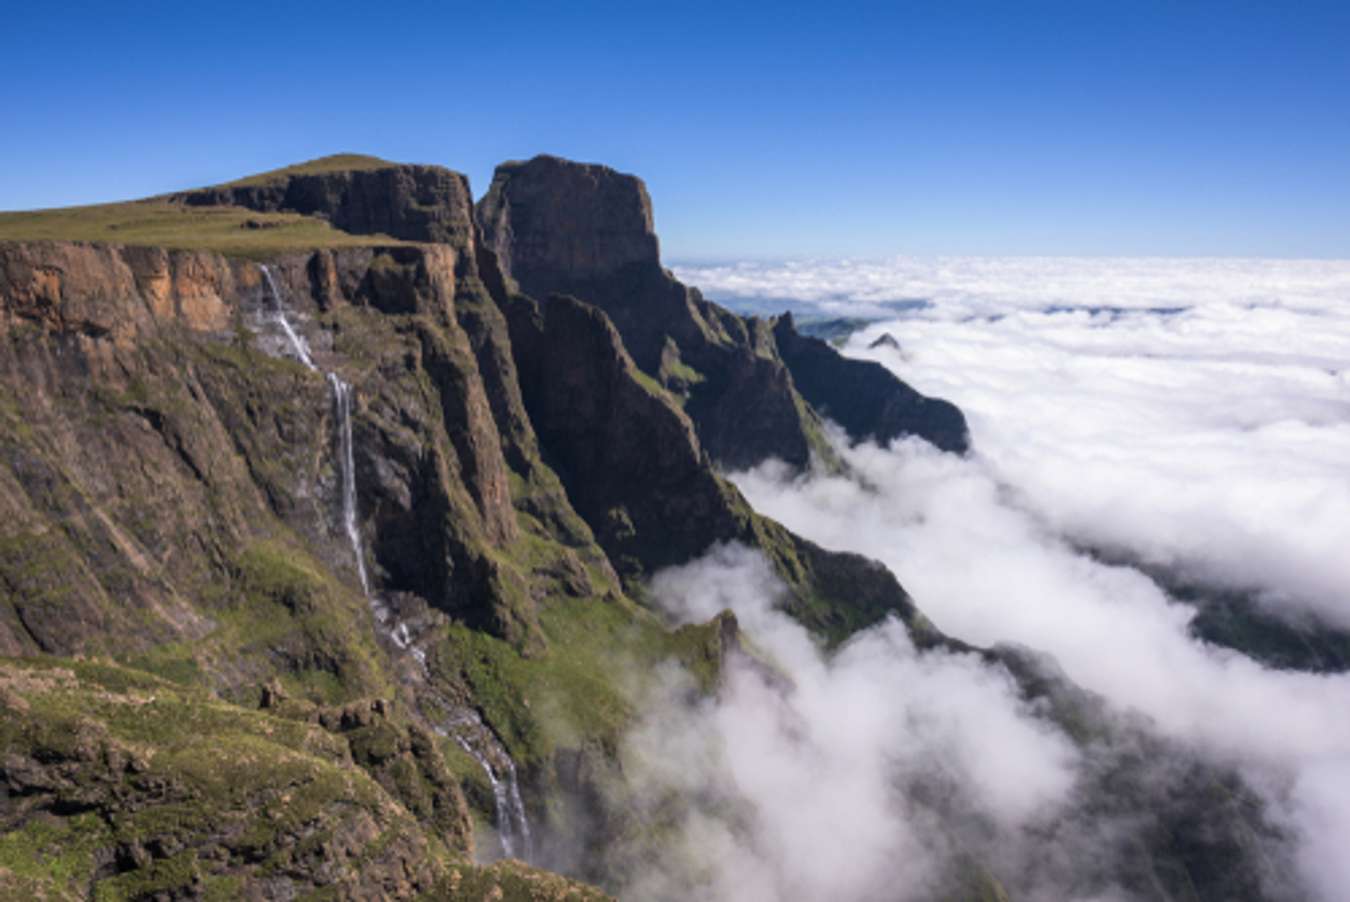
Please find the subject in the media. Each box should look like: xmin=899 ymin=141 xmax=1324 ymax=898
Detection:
xmin=259 ymin=265 xmax=365 ymax=591
xmin=260 ymin=265 xmax=316 ymax=371
xmin=438 ymin=708 xmax=534 ymax=860
xmin=328 ymin=373 xmax=369 ymax=596
xmin=257 ymin=263 xmax=533 ymax=861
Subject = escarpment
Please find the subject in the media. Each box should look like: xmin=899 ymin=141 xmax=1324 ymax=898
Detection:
xmin=170 ymin=156 xmax=476 ymax=246
xmin=476 ymin=154 xmax=971 ymax=468
xmin=477 ymin=156 xmax=831 ymax=470
xmin=502 ymin=289 xmax=933 ymax=644
xmin=0 ymin=154 xmax=1292 ymax=902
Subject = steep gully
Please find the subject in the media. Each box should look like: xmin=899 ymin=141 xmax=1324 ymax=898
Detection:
xmin=259 ymin=265 xmax=533 ymax=860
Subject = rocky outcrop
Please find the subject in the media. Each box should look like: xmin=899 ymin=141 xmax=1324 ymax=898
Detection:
xmin=478 ymin=156 xmax=831 ymax=470
xmin=773 ymin=312 xmax=970 ymax=453
xmin=0 ymin=659 xmax=456 ymax=899
xmin=0 ymin=240 xmax=241 ymax=341
xmin=171 ymin=162 xmax=476 ymax=245
xmin=503 ymin=290 xmax=934 ymax=645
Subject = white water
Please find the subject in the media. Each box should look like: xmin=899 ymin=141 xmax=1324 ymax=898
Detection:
xmin=259 ymin=265 xmax=316 ymax=371
xmin=257 ymin=263 xmax=533 ymax=862
xmin=328 ymin=373 xmax=370 ymax=596
xmin=439 ymin=707 xmax=534 ymax=860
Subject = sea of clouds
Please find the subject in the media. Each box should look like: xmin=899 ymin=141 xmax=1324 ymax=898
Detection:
xmin=621 ymin=256 xmax=1350 ymax=901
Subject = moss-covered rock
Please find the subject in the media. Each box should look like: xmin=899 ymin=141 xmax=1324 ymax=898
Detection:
xmin=0 ymin=658 xmax=455 ymax=899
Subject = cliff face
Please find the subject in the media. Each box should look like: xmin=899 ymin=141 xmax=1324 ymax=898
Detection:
xmin=502 ymin=289 xmax=933 ymax=644
xmin=773 ymin=312 xmax=970 ymax=453
xmin=478 ymin=156 xmax=831 ymax=470
xmin=0 ymin=238 xmax=551 ymax=659
xmin=172 ymin=162 xmax=476 ymax=246
xmin=477 ymin=155 xmax=973 ymax=469
xmin=0 ymin=155 xmax=1289 ymax=902
xmin=0 ymin=223 xmax=930 ymax=894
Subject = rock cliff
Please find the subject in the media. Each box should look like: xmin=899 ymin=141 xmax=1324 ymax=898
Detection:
xmin=171 ymin=159 xmax=476 ymax=246
xmin=476 ymin=156 xmax=975 ymax=467
xmin=773 ymin=311 xmax=970 ymax=453
xmin=0 ymin=154 xmax=1295 ymax=902
xmin=477 ymin=156 xmax=828 ymax=469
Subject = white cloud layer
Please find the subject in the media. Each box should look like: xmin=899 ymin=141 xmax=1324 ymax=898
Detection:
xmin=620 ymin=544 xmax=1082 ymax=902
xmin=680 ymin=255 xmax=1350 ymax=628
xmin=656 ymin=255 xmax=1350 ymax=900
xmin=674 ymin=255 xmax=1350 ymax=321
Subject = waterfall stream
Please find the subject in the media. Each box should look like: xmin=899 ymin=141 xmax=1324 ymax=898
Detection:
xmin=439 ymin=708 xmax=534 ymax=860
xmin=260 ymin=265 xmax=316 ymax=371
xmin=327 ymin=373 xmax=369 ymax=596
xmin=258 ymin=264 xmax=533 ymax=861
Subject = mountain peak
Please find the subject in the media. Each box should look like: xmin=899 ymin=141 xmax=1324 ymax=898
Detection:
xmin=478 ymin=155 xmax=659 ymax=292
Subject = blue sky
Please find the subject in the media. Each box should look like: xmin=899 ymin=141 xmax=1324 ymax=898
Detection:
xmin=3 ymin=1 xmax=1347 ymax=258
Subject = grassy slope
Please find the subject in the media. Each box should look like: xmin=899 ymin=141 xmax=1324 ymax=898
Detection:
xmin=0 ymin=200 xmax=407 ymax=259
xmin=0 ymin=656 xmax=615 ymax=901
xmin=0 ymin=153 xmax=410 ymax=258
xmin=0 ymin=656 xmax=444 ymax=899
xmin=220 ymin=152 xmax=396 ymax=187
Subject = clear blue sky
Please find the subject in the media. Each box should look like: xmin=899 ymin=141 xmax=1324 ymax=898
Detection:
xmin=3 ymin=1 xmax=1347 ymax=258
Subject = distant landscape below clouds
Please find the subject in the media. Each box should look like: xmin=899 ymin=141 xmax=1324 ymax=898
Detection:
xmin=672 ymin=255 xmax=1350 ymax=900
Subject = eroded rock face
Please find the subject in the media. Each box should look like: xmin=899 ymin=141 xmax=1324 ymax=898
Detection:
xmin=0 ymin=237 xmax=546 ymax=660
xmin=0 ymin=241 xmax=239 ymax=342
xmin=478 ymin=156 xmax=828 ymax=470
xmin=172 ymin=164 xmax=476 ymax=245
xmin=503 ymin=291 xmax=737 ymax=580
xmin=477 ymin=154 xmax=974 ymax=469
xmin=477 ymin=155 xmax=660 ymax=289
xmin=502 ymin=290 xmax=931 ymax=644
xmin=773 ymin=312 xmax=970 ymax=453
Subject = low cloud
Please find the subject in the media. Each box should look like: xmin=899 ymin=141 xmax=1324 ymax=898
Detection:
xmin=617 ymin=544 xmax=1082 ymax=902
xmin=674 ymin=255 xmax=1350 ymax=320
xmin=654 ymin=255 xmax=1350 ymax=899
xmin=680 ymin=255 xmax=1350 ymax=628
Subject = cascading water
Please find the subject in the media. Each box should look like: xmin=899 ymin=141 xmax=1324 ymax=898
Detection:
xmin=439 ymin=708 xmax=533 ymax=860
xmin=327 ymin=373 xmax=369 ymax=596
xmin=260 ymin=265 xmax=316 ymax=371
xmin=257 ymin=263 xmax=533 ymax=861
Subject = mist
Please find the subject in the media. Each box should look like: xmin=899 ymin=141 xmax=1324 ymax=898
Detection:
xmin=614 ymin=256 xmax=1350 ymax=901
xmin=617 ymin=544 xmax=1083 ymax=901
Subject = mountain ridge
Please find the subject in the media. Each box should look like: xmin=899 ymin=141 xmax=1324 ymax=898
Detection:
xmin=0 ymin=153 xmax=1299 ymax=901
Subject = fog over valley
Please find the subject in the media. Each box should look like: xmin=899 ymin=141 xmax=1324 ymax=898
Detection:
xmin=640 ymin=255 xmax=1350 ymax=901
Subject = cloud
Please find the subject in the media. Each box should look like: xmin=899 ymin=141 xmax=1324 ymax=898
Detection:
xmin=661 ymin=255 xmax=1350 ymax=899
xmin=674 ymin=255 xmax=1350 ymax=321
xmin=680 ymin=255 xmax=1350 ymax=628
xmin=616 ymin=539 xmax=1310 ymax=901
xmin=615 ymin=544 xmax=1082 ymax=902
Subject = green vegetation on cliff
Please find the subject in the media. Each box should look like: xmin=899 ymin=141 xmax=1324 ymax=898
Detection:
xmin=0 ymin=200 xmax=408 ymax=258
xmin=220 ymin=153 xmax=397 ymax=187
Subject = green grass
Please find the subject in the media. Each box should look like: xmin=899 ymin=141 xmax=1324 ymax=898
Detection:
xmin=0 ymin=655 xmax=447 ymax=897
xmin=0 ymin=199 xmax=409 ymax=259
xmin=0 ymin=151 xmax=418 ymax=256
xmin=219 ymin=153 xmax=396 ymax=187
xmin=432 ymin=583 xmax=737 ymax=769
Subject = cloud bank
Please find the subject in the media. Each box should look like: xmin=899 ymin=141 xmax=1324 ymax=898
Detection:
xmin=618 ymin=544 xmax=1081 ymax=901
xmin=624 ymin=256 xmax=1350 ymax=900
xmin=681 ymin=256 xmax=1350 ymax=629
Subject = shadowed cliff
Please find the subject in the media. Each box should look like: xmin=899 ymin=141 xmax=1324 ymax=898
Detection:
xmin=477 ymin=155 xmax=971 ymax=468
